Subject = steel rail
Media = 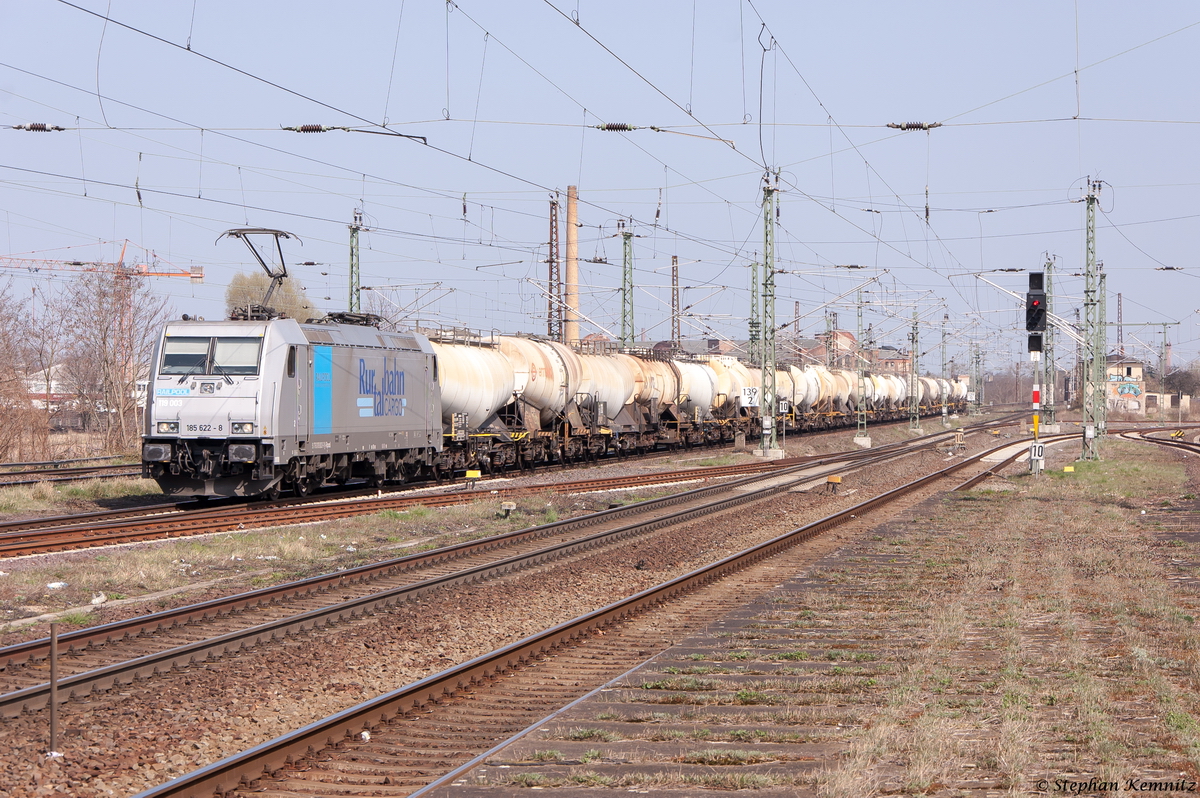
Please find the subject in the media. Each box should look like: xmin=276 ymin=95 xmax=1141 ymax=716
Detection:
xmin=1118 ymin=430 xmax=1200 ymax=455
xmin=0 ymin=446 xmax=915 ymax=717
xmin=0 ymin=466 xmax=791 ymax=555
xmin=0 ymin=410 xmax=1022 ymax=547
xmin=0 ymin=458 xmax=804 ymax=539
xmin=0 ymin=454 xmax=126 ymax=471
xmin=0 ymin=421 xmax=1019 ymax=671
xmin=952 ymin=432 xmax=1077 ymax=491
xmin=0 ymin=468 xmax=142 ymax=488
xmin=0 ymin=463 xmax=133 ymax=478
xmin=0 ymin=424 xmax=972 ymax=558
xmin=0 ymin=445 xmax=895 ymax=670
xmin=128 ymin=430 xmax=1034 ymax=798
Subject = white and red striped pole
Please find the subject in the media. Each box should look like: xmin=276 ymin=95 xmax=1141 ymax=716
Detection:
xmin=1032 ymin=381 xmax=1040 ymax=439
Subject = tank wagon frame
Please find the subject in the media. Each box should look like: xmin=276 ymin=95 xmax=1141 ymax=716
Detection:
xmin=143 ymin=316 xmax=966 ymax=498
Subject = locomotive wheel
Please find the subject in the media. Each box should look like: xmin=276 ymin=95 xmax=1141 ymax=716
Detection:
xmin=293 ymin=479 xmax=311 ymax=498
xmin=265 ymin=485 xmax=282 ymax=501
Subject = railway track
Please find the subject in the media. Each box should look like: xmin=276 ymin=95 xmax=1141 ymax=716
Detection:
xmin=121 ymin=432 xmax=1058 ymax=798
xmin=0 ymin=416 xmax=1020 ymax=558
xmin=0 ymin=453 xmax=857 ymax=558
xmin=0 ymin=437 xmax=949 ymax=717
xmin=1119 ymin=428 xmax=1200 ymax=453
xmin=0 ymin=462 xmax=141 ymax=487
xmin=0 ymin=455 xmax=125 ymax=475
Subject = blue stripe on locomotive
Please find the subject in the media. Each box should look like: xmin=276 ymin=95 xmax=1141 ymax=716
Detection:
xmin=313 ymin=345 xmax=333 ymax=434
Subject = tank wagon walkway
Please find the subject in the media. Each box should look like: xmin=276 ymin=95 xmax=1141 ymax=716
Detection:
xmin=430 ymin=467 xmax=1200 ymax=796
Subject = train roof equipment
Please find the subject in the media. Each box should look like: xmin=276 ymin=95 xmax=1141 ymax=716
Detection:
xmin=219 ymin=228 xmax=301 ymax=321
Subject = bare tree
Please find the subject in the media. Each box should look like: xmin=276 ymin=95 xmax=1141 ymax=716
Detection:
xmin=22 ymin=284 xmax=70 ymax=450
xmin=0 ymin=282 xmax=35 ymax=461
xmin=225 ymin=272 xmax=315 ymax=321
xmin=59 ymin=272 xmax=172 ymax=451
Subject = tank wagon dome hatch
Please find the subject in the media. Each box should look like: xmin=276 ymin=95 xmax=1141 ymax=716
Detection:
xmin=220 ymin=228 xmax=302 ymax=322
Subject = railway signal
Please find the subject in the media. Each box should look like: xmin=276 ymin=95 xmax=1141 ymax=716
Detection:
xmin=1025 ymin=271 xmax=1046 ymax=332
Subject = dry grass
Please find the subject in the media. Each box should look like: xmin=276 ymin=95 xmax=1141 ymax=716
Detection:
xmin=0 ymin=477 xmax=160 ymax=513
xmin=814 ymin=438 xmax=1200 ymax=793
xmin=501 ymin=769 xmax=803 ymax=791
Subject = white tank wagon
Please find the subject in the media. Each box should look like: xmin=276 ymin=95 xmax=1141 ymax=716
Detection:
xmin=498 ymin=336 xmax=581 ymax=430
xmin=577 ymin=353 xmax=636 ymax=425
xmin=869 ymin=374 xmax=890 ymax=410
xmin=936 ymin=378 xmax=952 ymax=405
xmin=674 ymin=360 xmax=718 ymax=421
xmin=809 ymin=366 xmax=837 ymax=412
xmin=881 ymin=374 xmax=904 ymax=408
xmin=774 ymin=368 xmax=795 ymax=412
xmin=853 ymin=372 xmax=876 ymax=411
xmin=834 ymin=370 xmax=858 ymax=413
xmin=609 ymin=353 xmax=683 ymax=446
xmin=614 ymin=354 xmax=647 ymax=406
xmin=429 ymin=342 xmax=514 ymax=430
xmin=630 ymin=356 xmax=679 ymax=410
xmin=916 ymin=377 xmax=935 ymax=407
xmin=790 ymin=366 xmax=819 ymax=413
xmin=829 ymin=369 xmax=851 ymax=413
xmin=708 ymin=355 xmax=753 ymax=415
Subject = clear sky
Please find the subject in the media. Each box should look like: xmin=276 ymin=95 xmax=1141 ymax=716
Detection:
xmin=2 ymin=1 xmax=1199 ymax=373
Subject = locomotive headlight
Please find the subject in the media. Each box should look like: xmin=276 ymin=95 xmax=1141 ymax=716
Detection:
xmin=156 ymin=421 xmax=179 ymax=434
xmin=231 ymin=422 xmax=255 ymax=434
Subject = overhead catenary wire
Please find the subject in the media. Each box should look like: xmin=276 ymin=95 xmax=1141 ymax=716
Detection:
xmin=10 ymin=3 xmax=1195 ymax=360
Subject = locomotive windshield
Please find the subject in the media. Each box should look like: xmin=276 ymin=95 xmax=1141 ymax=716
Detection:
xmin=212 ymin=338 xmax=263 ymax=374
xmin=160 ymin=337 xmax=209 ymax=374
xmin=160 ymin=336 xmax=263 ymax=376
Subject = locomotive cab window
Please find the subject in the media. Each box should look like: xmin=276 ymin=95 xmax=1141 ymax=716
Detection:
xmin=287 ymin=346 xmax=297 ymax=378
xmin=213 ymin=337 xmax=262 ymax=375
xmin=160 ymin=337 xmax=210 ymax=374
xmin=160 ymin=336 xmax=263 ymax=376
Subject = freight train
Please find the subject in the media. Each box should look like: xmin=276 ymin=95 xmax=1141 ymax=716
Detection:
xmin=141 ymin=314 xmax=966 ymax=498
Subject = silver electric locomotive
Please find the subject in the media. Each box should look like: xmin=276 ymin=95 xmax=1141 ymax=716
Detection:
xmin=142 ymin=316 xmax=441 ymax=498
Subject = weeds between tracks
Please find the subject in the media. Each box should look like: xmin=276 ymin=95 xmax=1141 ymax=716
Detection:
xmin=817 ymin=439 xmax=1199 ymax=794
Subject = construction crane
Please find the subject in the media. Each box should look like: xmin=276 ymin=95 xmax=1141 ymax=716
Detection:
xmin=0 ymin=240 xmax=204 ymax=283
